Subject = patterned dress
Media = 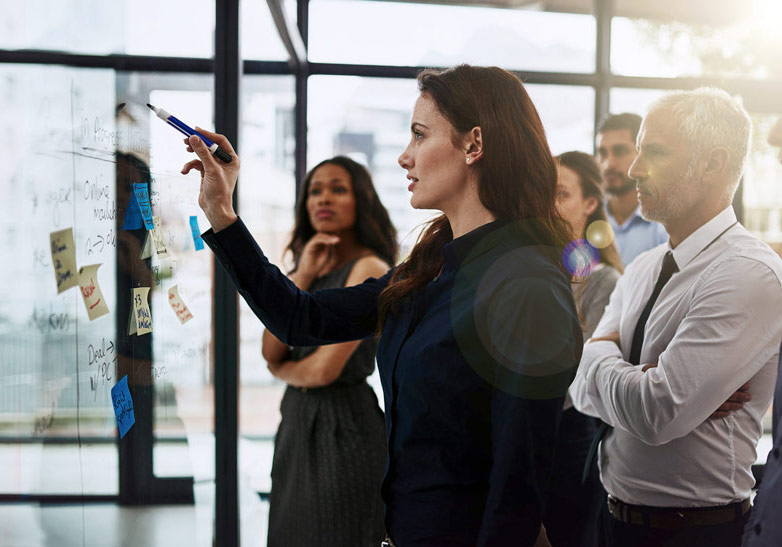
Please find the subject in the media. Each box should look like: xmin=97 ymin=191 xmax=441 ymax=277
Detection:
xmin=267 ymin=259 xmax=387 ymax=547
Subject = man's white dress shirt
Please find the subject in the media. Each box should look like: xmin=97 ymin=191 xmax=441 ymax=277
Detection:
xmin=570 ymin=206 xmax=782 ymax=507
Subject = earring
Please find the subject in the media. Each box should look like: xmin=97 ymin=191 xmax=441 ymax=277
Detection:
xmin=466 ymin=157 xmax=472 ymax=164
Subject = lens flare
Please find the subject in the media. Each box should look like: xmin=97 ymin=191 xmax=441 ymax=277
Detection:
xmin=562 ymin=239 xmax=599 ymax=277
xmin=448 ymin=220 xmax=581 ymax=399
xmin=586 ymin=220 xmax=615 ymax=249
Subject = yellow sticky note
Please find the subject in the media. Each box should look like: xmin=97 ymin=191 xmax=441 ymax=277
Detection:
xmin=128 ymin=287 xmax=152 ymax=336
xmin=78 ymin=264 xmax=109 ymax=320
xmin=50 ymin=228 xmax=78 ymax=293
xmin=167 ymin=284 xmax=194 ymax=324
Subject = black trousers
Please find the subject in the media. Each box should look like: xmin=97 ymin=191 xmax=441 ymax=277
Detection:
xmin=543 ymin=408 xmax=603 ymax=547
xmin=600 ymin=498 xmax=751 ymax=547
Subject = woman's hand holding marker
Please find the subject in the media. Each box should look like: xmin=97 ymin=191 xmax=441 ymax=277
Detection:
xmin=181 ymin=128 xmax=241 ymax=232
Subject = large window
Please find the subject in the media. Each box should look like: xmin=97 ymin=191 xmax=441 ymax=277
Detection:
xmin=0 ymin=15 xmax=226 ymax=547
xmin=0 ymin=65 xmax=219 ymax=506
xmin=236 ymin=74 xmax=297 ymax=513
xmin=0 ymin=64 xmax=120 ymax=495
xmin=611 ymin=2 xmax=782 ymax=79
xmin=526 ymin=84 xmax=595 ymax=155
xmin=609 ymin=87 xmax=668 ymax=117
xmin=743 ymin=114 xmax=782 ymax=245
xmin=241 ymin=0 xmax=295 ymax=61
xmin=141 ymin=79 xmax=217 ymax=485
xmin=0 ymin=0 xmax=215 ymax=58
xmin=309 ymin=0 xmax=596 ymax=73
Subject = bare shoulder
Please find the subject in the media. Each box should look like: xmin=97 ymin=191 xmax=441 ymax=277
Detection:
xmin=345 ymin=254 xmax=391 ymax=287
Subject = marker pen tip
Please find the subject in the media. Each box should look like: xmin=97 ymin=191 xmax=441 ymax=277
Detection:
xmin=146 ymin=103 xmax=155 ymax=110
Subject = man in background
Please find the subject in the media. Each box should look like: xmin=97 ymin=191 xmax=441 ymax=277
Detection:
xmin=571 ymin=89 xmax=782 ymax=546
xmin=597 ymin=113 xmax=668 ymax=265
xmin=743 ymin=115 xmax=782 ymax=546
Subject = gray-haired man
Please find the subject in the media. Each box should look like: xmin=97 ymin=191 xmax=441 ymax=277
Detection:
xmin=571 ymin=89 xmax=782 ymax=546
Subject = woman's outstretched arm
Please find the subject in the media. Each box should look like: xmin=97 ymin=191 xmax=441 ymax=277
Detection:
xmin=184 ymin=129 xmax=392 ymax=345
xmin=204 ymin=215 xmax=391 ymax=347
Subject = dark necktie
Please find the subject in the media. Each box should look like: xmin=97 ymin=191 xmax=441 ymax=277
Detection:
xmin=581 ymin=251 xmax=679 ymax=483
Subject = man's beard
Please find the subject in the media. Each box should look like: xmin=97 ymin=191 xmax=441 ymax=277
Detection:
xmin=639 ymin=162 xmax=698 ymax=224
xmin=605 ymin=176 xmax=636 ymax=196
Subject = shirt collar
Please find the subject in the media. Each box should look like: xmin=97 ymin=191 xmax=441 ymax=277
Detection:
xmin=669 ymin=206 xmax=737 ymax=270
xmin=607 ymin=203 xmax=646 ymax=230
xmin=442 ymin=218 xmax=511 ymax=271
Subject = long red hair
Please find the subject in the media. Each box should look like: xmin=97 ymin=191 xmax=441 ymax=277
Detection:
xmin=377 ymin=65 xmax=571 ymax=329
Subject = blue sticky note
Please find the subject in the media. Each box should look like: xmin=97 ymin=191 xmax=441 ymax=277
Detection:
xmin=110 ymin=375 xmax=135 ymax=439
xmin=121 ymin=187 xmax=143 ymax=230
xmin=133 ymin=183 xmax=155 ymax=230
xmin=189 ymin=216 xmax=205 ymax=251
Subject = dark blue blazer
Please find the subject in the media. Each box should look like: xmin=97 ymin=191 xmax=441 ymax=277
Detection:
xmin=744 ymin=349 xmax=782 ymax=546
xmin=204 ymin=218 xmax=581 ymax=546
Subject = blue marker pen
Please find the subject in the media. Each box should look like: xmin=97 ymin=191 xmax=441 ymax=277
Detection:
xmin=147 ymin=103 xmax=233 ymax=163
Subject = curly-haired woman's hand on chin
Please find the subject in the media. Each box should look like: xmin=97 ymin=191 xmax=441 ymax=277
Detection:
xmin=290 ymin=233 xmax=341 ymax=290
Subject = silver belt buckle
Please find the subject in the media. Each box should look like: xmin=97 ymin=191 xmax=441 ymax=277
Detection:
xmin=381 ymin=539 xmax=395 ymax=547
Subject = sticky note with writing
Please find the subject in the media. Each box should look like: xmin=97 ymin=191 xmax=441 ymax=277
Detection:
xmin=133 ymin=183 xmax=155 ymax=230
xmin=189 ymin=216 xmax=205 ymax=251
xmin=78 ymin=263 xmax=109 ymax=320
xmin=150 ymin=216 xmax=169 ymax=257
xmin=168 ymin=284 xmax=194 ymax=324
xmin=128 ymin=287 xmax=152 ymax=336
xmin=121 ymin=186 xmax=143 ymax=230
xmin=111 ymin=375 xmax=135 ymax=439
xmin=50 ymin=227 xmax=78 ymax=293
xmin=139 ymin=216 xmax=169 ymax=259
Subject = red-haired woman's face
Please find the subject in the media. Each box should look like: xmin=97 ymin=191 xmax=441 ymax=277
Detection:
xmin=398 ymin=94 xmax=471 ymax=212
xmin=306 ymin=163 xmax=357 ymax=234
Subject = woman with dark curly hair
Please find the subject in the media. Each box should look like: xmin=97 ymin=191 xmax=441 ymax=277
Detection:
xmin=261 ymin=156 xmax=396 ymax=546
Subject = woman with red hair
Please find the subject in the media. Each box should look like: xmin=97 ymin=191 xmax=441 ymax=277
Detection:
xmin=183 ymin=65 xmax=581 ymax=546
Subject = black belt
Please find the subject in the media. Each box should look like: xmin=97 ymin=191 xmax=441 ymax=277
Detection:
xmin=607 ymin=495 xmax=750 ymax=530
